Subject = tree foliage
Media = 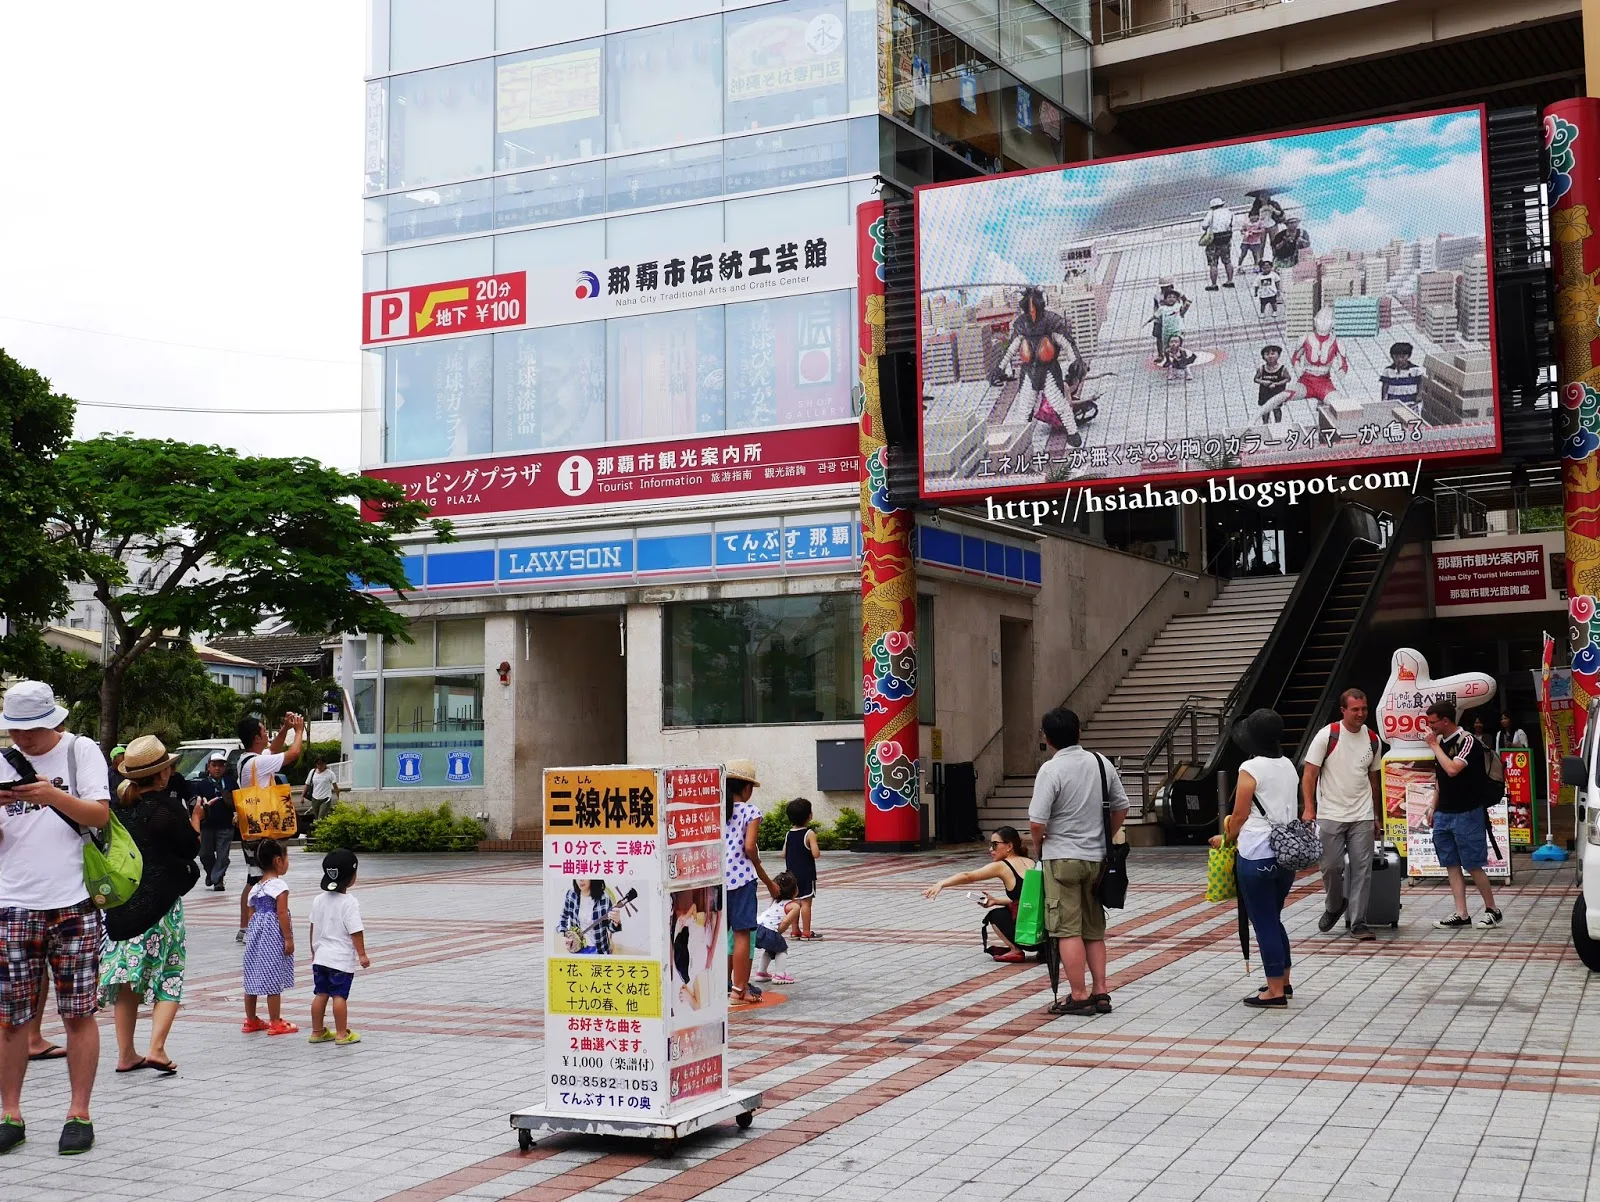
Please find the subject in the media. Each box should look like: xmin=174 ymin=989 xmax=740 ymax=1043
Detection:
xmin=50 ymin=436 xmax=449 ymax=751
xmin=56 ymin=643 xmax=246 ymax=749
xmin=242 ymin=668 xmax=339 ymax=727
xmin=0 ymin=351 xmax=83 ymax=675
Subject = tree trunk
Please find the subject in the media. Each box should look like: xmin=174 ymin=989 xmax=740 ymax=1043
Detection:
xmin=99 ymin=665 xmax=125 ymax=757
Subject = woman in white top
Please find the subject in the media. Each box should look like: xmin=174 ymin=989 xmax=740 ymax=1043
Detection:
xmin=1211 ymin=707 xmax=1301 ymax=1008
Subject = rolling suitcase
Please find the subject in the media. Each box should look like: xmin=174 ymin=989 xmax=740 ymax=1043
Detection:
xmin=1362 ymin=841 xmax=1403 ymax=929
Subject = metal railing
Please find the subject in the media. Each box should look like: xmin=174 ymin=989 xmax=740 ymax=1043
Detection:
xmin=1129 ymin=694 xmax=1228 ymax=816
xmin=1098 ymin=0 xmax=1286 ymax=42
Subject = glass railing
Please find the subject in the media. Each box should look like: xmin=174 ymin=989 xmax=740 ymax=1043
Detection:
xmin=1097 ymin=0 xmax=1287 ymax=43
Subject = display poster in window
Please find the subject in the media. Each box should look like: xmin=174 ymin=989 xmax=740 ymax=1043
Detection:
xmin=1503 ymin=748 xmax=1533 ymax=847
xmin=1040 ymin=100 xmax=1061 ymax=142
xmin=911 ymin=54 xmax=930 ymax=107
xmin=726 ymin=7 xmax=845 ymax=103
xmin=916 ymin=107 xmax=1502 ymax=500
xmin=958 ymin=66 xmax=978 ymax=114
xmin=543 ymin=766 xmax=729 ymax=1119
xmin=497 ymin=48 xmax=602 ymax=133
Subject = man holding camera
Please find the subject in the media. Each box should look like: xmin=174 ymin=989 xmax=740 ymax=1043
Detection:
xmin=0 ymin=681 xmax=112 ymax=1156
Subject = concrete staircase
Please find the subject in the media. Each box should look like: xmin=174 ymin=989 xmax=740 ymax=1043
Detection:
xmin=978 ymin=574 xmax=1298 ymax=833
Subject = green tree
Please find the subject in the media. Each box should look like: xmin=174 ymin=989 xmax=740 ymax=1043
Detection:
xmin=243 ymin=668 xmax=338 ymax=726
xmin=51 ymin=437 xmax=447 ymax=753
xmin=0 ymin=351 xmax=83 ymax=674
xmin=60 ymin=643 xmax=245 ymax=747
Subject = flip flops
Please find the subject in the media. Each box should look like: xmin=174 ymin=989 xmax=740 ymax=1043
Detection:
xmin=28 ymin=1045 xmax=67 ymax=1062
xmin=114 ymin=1059 xmax=148 ymax=1074
xmin=144 ymin=1057 xmax=178 ymax=1075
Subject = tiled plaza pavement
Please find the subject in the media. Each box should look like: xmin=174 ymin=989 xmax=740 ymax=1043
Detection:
xmin=7 ymin=846 xmax=1600 ymax=1202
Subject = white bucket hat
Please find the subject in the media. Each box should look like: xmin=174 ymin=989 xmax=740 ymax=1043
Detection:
xmin=0 ymin=680 xmax=69 ymax=731
xmin=1209 ymin=197 xmax=1226 ymax=208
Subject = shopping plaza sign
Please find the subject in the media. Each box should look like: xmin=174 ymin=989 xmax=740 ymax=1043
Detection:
xmin=361 ymin=227 xmax=853 ymax=347
xmin=363 ymin=422 xmax=858 ymax=518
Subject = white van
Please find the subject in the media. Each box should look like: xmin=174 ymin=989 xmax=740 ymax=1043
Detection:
xmin=1561 ymin=705 xmax=1600 ymax=971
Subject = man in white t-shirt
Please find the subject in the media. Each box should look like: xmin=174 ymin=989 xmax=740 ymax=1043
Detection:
xmin=0 ymin=681 xmax=112 ymax=1156
xmin=1301 ymin=688 xmax=1383 ymax=943
xmin=234 ymin=713 xmax=305 ymax=943
xmin=303 ymin=758 xmax=340 ymax=824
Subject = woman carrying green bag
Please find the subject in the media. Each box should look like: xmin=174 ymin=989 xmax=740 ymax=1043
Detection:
xmin=923 ymin=827 xmax=1038 ymax=961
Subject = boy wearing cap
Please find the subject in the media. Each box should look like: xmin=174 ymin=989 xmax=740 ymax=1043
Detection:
xmin=1199 ymin=197 xmax=1236 ymax=291
xmin=0 ymin=680 xmax=112 ymax=1156
xmin=192 ymin=752 xmax=235 ymax=891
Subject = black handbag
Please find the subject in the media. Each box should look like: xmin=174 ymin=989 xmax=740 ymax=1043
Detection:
xmin=1090 ymin=753 xmax=1129 ymax=909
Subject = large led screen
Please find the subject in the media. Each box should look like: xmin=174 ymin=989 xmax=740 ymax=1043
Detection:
xmin=916 ymin=107 xmax=1501 ymax=498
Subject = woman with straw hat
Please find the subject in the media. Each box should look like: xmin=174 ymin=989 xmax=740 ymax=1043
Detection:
xmin=97 ymin=736 xmax=202 ymax=1074
xmin=724 ymin=759 xmax=777 ymax=1008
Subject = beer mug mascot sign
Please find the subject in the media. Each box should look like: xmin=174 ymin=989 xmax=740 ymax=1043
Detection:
xmin=1376 ymin=649 xmax=1510 ymax=880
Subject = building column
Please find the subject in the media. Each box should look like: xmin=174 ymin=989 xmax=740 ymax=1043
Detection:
xmin=482 ymin=612 xmax=521 ymax=838
xmin=858 ymin=200 xmax=921 ymax=848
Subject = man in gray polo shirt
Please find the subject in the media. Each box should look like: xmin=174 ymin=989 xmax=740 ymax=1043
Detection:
xmin=1029 ymin=707 xmax=1128 ymax=1018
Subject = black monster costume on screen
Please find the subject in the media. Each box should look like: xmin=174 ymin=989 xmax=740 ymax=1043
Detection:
xmin=990 ymin=287 xmax=1097 ymax=449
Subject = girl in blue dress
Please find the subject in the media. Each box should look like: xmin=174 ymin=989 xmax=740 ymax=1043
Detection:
xmin=240 ymin=838 xmax=297 ymax=1035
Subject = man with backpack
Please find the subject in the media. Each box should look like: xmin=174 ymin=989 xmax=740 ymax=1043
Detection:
xmin=1301 ymin=688 xmax=1383 ymax=941
xmin=0 ymin=681 xmax=112 ymax=1156
xmin=1423 ymin=700 xmax=1503 ymax=929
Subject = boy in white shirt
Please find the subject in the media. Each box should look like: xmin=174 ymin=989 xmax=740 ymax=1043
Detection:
xmin=1301 ymin=688 xmax=1383 ymax=941
xmin=308 ymin=849 xmax=369 ymax=1046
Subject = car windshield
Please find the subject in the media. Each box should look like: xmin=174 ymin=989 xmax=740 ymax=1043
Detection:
xmin=172 ymin=748 xmax=222 ymax=779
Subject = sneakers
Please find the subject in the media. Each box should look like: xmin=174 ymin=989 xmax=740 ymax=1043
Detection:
xmin=1434 ymin=914 xmax=1472 ymax=929
xmin=767 ymin=972 xmax=796 ymax=984
xmin=1318 ymin=902 xmax=1347 ymax=933
xmin=307 ymin=1029 xmax=336 ymax=1044
xmin=1350 ymin=925 xmax=1377 ymax=942
xmin=240 ymin=1017 xmax=270 ymax=1034
xmin=0 ymin=1118 xmax=23 ymax=1155
xmin=751 ymin=971 xmax=772 ymax=982
xmin=58 ymin=1119 xmax=93 ymax=1156
xmin=266 ymin=1020 xmax=299 ymax=1036
xmin=1477 ymin=907 xmax=1503 ymax=928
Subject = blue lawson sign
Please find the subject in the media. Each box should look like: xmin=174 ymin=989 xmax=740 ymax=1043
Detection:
xmin=500 ymin=539 xmax=633 ymax=582
xmin=446 ymin=751 xmax=473 ymax=783
xmin=396 ymin=752 xmax=423 ymax=784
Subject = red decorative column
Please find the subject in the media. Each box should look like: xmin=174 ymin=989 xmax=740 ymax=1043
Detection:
xmin=1546 ymin=99 xmax=1600 ymax=744
xmin=857 ymin=201 xmax=921 ymax=847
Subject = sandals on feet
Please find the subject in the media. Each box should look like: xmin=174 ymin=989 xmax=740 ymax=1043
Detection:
xmin=114 ymin=1059 xmax=148 ymax=1074
xmin=1048 ymin=996 xmax=1098 ymax=1017
xmin=1090 ymin=993 xmax=1113 ymax=1014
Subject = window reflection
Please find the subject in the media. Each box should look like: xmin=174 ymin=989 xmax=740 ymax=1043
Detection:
xmin=607 ymin=16 xmax=723 ymax=152
xmin=726 ymin=291 xmax=854 ymax=429
xmin=495 ymin=41 xmax=606 ymax=169
xmin=606 ymin=142 xmax=724 ymax=213
xmin=495 ymin=161 xmax=605 ymax=227
xmin=724 ymin=121 xmax=849 ymax=194
xmin=663 ymin=596 xmax=862 ymax=726
xmin=385 ymin=336 xmax=494 ymax=462
xmin=389 ymin=61 xmax=495 ymax=189
xmin=724 ymin=0 xmax=850 ymax=133
xmin=494 ymin=324 xmax=607 ymax=451
xmin=387 ymin=180 xmax=495 ymax=244
xmin=608 ymin=309 xmax=726 ymax=440
xmin=390 ymin=0 xmax=493 ymax=74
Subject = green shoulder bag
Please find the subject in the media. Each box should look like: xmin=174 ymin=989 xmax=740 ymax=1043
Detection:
xmin=57 ymin=734 xmax=143 ymax=909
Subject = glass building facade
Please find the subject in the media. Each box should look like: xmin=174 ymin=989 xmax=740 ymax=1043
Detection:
xmin=356 ymin=1 xmax=1087 ymax=785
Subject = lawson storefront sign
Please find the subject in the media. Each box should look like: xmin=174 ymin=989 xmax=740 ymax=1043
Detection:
xmin=363 ymin=514 xmax=859 ymax=594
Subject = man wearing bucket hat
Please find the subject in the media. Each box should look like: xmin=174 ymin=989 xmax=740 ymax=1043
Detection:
xmin=724 ymin=759 xmax=777 ymax=1008
xmin=0 ymin=681 xmax=112 ymax=1156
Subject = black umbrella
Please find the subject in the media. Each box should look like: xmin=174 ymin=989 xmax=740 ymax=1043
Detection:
xmin=1236 ymin=893 xmax=1251 ymax=965
xmin=1043 ymin=935 xmax=1061 ymax=1001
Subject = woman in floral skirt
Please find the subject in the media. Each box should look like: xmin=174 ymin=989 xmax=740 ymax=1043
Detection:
xmin=98 ymin=736 xmax=202 ymax=1074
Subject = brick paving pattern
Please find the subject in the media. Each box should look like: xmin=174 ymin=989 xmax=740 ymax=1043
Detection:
xmin=8 ymin=847 xmax=1597 ymax=1201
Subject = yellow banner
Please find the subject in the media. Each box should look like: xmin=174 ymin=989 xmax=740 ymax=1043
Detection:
xmin=545 ymin=767 xmax=661 ymax=836
xmin=547 ymin=957 xmax=661 ymax=1018
xmin=496 ymin=48 xmax=601 ymax=133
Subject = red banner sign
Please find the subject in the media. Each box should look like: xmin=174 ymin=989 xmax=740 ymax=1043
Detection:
xmin=665 ymin=804 xmax=721 ymax=847
xmin=363 ymin=273 xmax=527 ymax=343
xmin=1503 ymin=748 xmax=1533 ymax=847
xmin=363 ymin=422 xmax=858 ymax=517
xmin=1432 ymin=544 xmax=1546 ymax=607
xmin=668 ymin=1054 xmax=723 ymax=1104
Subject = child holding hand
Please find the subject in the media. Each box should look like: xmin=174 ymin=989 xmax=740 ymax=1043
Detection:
xmin=241 ymin=839 xmax=297 ymax=1035
xmin=308 ymin=849 xmax=369 ymax=1046
xmin=752 ymin=872 xmax=803 ymax=984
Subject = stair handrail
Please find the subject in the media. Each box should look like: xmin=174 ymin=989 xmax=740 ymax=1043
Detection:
xmin=1132 ymin=693 xmax=1229 ymax=814
xmin=1288 ymin=495 xmax=1431 ymax=760
xmin=1058 ymin=569 xmax=1202 ymax=713
xmin=973 ymin=722 xmax=1007 ymax=767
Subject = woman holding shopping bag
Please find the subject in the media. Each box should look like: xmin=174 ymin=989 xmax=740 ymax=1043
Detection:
xmin=923 ymin=827 xmax=1037 ymax=960
xmin=1211 ymin=708 xmax=1306 ymax=1009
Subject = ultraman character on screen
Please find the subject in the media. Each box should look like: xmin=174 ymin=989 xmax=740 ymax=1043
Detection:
xmin=1263 ymin=307 xmax=1348 ymax=420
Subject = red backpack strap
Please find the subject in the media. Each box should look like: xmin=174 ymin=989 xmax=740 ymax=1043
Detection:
xmin=1325 ymin=721 xmax=1342 ymax=755
xmin=1366 ymin=727 xmax=1379 ymax=752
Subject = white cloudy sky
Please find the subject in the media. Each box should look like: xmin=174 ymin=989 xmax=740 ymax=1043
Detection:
xmin=0 ymin=3 xmax=365 ymax=470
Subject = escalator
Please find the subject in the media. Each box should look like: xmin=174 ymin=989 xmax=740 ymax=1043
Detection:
xmin=1160 ymin=498 xmax=1429 ymax=838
